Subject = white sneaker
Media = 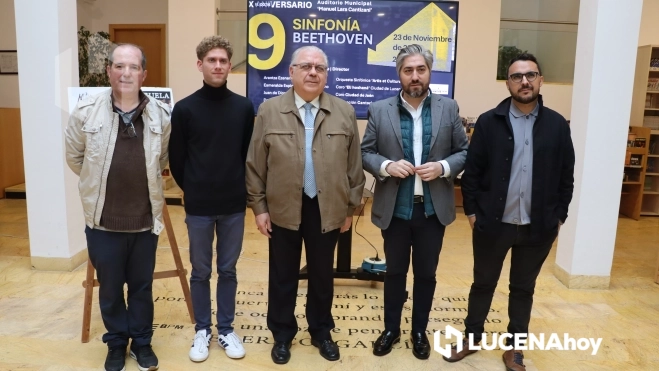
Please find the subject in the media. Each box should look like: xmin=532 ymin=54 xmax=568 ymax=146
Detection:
xmin=218 ymin=332 xmax=246 ymax=359
xmin=189 ymin=329 xmax=211 ymax=362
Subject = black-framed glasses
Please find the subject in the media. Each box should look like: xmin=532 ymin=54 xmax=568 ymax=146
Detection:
xmin=509 ymin=72 xmax=540 ymax=83
xmin=292 ymin=63 xmax=328 ymax=73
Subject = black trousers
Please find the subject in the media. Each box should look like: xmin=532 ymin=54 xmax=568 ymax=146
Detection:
xmin=85 ymin=227 xmax=158 ymax=348
xmin=464 ymin=223 xmax=557 ymax=344
xmin=382 ymin=203 xmax=446 ymax=333
xmin=267 ymin=195 xmax=340 ymax=342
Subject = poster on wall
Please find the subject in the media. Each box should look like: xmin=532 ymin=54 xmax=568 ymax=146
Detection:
xmin=67 ymin=87 xmax=175 ymax=114
xmin=247 ymin=0 xmax=458 ymax=118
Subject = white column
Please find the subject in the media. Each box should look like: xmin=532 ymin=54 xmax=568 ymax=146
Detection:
xmin=168 ymin=0 xmax=216 ymax=100
xmin=14 ymin=0 xmax=86 ymax=271
xmin=555 ymin=0 xmax=644 ymax=288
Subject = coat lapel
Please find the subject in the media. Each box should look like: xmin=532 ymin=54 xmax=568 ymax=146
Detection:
xmin=429 ymin=94 xmax=444 ymax=149
xmin=386 ymin=97 xmax=404 ymax=150
xmin=280 ymin=88 xmax=302 ymax=124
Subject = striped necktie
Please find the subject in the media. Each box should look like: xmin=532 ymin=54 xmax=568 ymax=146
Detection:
xmin=303 ymin=102 xmax=317 ymax=198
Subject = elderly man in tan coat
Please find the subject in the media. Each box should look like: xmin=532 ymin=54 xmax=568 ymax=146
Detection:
xmin=246 ymin=45 xmax=365 ymax=365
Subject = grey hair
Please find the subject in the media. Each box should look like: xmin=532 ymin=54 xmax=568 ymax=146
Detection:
xmin=108 ymin=43 xmax=147 ymax=70
xmin=395 ymin=44 xmax=433 ymax=75
xmin=290 ymin=46 xmax=329 ymax=67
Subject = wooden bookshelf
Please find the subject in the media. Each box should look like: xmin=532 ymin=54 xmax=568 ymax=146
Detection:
xmin=641 ymin=129 xmax=659 ymax=216
xmin=620 ymin=127 xmax=650 ymax=220
xmin=630 ymin=45 xmax=659 ymax=217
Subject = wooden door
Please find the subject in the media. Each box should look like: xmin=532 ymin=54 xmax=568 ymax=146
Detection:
xmin=109 ymin=24 xmax=166 ymax=87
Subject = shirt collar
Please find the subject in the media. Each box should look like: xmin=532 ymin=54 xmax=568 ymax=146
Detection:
xmin=294 ymin=91 xmax=320 ymax=110
xmin=510 ymin=101 xmax=539 ymax=118
xmin=399 ymin=89 xmax=431 ymax=110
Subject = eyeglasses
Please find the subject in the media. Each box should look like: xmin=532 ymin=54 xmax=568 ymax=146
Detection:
xmin=292 ymin=63 xmax=328 ymax=74
xmin=509 ymin=72 xmax=540 ymax=83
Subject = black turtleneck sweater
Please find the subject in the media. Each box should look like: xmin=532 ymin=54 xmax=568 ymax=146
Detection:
xmin=169 ymin=81 xmax=255 ymax=216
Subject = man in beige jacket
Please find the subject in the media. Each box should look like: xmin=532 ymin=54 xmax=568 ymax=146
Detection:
xmin=65 ymin=44 xmax=170 ymax=371
xmin=246 ymin=45 xmax=365 ymax=365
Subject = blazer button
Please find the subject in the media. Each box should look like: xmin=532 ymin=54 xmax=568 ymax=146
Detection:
xmin=505 ymin=158 xmax=509 ymax=161
xmin=508 ymin=136 xmax=512 ymax=140
xmin=318 ymin=189 xmax=322 ymax=193
xmin=495 ymin=217 xmax=499 ymax=221
xmin=502 ymin=177 xmax=505 ymax=181
xmin=499 ymin=197 xmax=503 ymax=201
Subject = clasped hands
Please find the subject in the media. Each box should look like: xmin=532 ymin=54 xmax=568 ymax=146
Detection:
xmin=386 ymin=159 xmax=443 ymax=181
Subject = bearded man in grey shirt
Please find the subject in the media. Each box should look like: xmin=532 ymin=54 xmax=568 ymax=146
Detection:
xmin=443 ymin=53 xmax=575 ymax=371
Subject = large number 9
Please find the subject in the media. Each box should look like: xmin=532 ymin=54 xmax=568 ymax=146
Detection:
xmin=249 ymin=14 xmax=286 ymax=70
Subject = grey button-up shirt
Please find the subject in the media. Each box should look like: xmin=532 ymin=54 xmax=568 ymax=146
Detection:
xmin=502 ymin=102 xmax=538 ymax=225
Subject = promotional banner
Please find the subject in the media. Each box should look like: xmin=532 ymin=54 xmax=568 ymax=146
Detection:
xmin=247 ymin=0 xmax=458 ymax=118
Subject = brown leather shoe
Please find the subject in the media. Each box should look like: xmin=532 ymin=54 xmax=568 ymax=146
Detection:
xmin=502 ymin=349 xmax=526 ymax=371
xmin=441 ymin=339 xmax=479 ymax=362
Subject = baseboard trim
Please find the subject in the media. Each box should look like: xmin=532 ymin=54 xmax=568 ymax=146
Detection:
xmin=554 ymin=263 xmax=610 ymax=289
xmin=31 ymin=249 xmax=88 ymax=272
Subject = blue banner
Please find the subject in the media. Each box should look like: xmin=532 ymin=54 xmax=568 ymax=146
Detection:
xmin=247 ymin=0 xmax=459 ymax=118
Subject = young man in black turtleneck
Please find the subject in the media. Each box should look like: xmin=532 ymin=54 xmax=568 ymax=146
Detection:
xmin=169 ymin=36 xmax=254 ymax=363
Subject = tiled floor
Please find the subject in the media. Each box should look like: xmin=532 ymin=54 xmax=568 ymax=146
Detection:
xmin=0 ymin=198 xmax=658 ymax=370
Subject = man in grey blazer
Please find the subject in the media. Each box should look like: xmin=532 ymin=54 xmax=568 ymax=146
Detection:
xmin=361 ymin=44 xmax=468 ymax=360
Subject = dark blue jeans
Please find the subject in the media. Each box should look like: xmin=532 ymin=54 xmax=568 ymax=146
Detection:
xmin=85 ymin=227 xmax=158 ymax=348
xmin=186 ymin=212 xmax=245 ymax=335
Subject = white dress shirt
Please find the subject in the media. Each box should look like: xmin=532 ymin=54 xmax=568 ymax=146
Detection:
xmin=294 ymin=91 xmax=320 ymax=122
xmin=379 ymin=92 xmax=451 ymax=195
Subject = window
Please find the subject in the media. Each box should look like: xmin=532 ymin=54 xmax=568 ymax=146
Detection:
xmin=216 ymin=1 xmax=247 ymax=73
xmin=498 ymin=0 xmax=579 ymax=83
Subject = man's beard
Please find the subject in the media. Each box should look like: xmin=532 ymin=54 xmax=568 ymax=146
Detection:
xmin=404 ymin=82 xmax=429 ymax=98
xmin=511 ymin=85 xmax=538 ymax=104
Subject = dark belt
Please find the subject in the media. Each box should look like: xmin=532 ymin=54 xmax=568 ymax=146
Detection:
xmin=413 ymin=195 xmax=424 ymax=203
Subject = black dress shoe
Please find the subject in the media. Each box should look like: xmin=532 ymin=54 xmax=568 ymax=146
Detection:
xmin=311 ymin=339 xmax=340 ymax=361
xmin=411 ymin=332 xmax=431 ymax=360
xmin=372 ymin=330 xmax=401 ymax=356
xmin=271 ymin=341 xmax=292 ymax=364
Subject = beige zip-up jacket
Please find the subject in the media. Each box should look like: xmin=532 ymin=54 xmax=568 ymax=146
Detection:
xmin=65 ymin=89 xmax=171 ymax=235
xmin=246 ymin=89 xmax=365 ymax=232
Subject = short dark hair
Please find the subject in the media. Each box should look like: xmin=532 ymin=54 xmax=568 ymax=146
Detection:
xmin=108 ymin=43 xmax=147 ymax=70
xmin=508 ymin=52 xmax=542 ymax=76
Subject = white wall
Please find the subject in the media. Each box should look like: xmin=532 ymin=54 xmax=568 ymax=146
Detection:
xmin=0 ymin=0 xmax=19 ymax=108
xmin=168 ymin=0 xmax=215 ymax=101
xmin=500 ymin=0 xmax=541 ymax=20
xmin=217 ymin=0 xmax=245 ymax=10
xmin=536 ymin=0 xmax=579 ymax=22
xmin=76 ymin=0 xmax=92 ymax=31
xmin=639 ymin=0 xmax=659 ymax=46
xmin=4 ymin=0 xmax=659 ymax=113
xmin=83 ymin=0 xmax=168 ymax=34
xmin=15 ymin=0 xmax=86 ymax=268
xmin=448 ymin=0 xmax=572 ymax=119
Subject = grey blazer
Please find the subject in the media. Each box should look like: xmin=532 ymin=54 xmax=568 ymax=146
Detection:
xmin=361 ymin=93 xmax=469 ymax=229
